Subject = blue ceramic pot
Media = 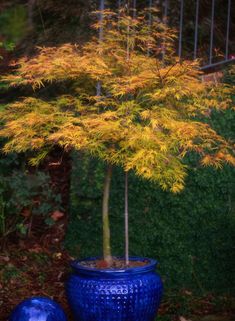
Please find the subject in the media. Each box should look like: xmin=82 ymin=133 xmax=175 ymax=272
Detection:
xmin=9 ymin=297 xmax=67 ymax=321
xmin=66 ymin=257 xmax=163 ymax=321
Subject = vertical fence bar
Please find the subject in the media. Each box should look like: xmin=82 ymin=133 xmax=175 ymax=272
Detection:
xmin=193 ymin=0 xmax=199 ymax=59
xmin=118 ymin=0 xmax=122 ymax=18
xmin=124 ymin=0 xmax=132 ymax=266
xmin=148 ymin=0 xmax=153 ymax=26
xmin=147 ymin=0 xmax=153 ymax=56
xmin=163 ymin=0 xmax=168 ymax=21
xmin=96 ymin=0 xmax=105 ymax=96
xmin=99 ymin=0 xmax=105 ymax=41
xmin=118 ymin=0 xmax=122 ymax=30
xmin=209 ymin=0 xmax=215 ymax=65
xmin=133 ymin=0 xmax=136 ymax=7
xmin=162 ymin=0 xmax=169 ymax=60
xmin=133 ymin=0 xmax=137 ymax=18
xmin=225 ymin=0 xmax=231 ymax=60
xmin=178 ymin=0 xmax=184 ymax=58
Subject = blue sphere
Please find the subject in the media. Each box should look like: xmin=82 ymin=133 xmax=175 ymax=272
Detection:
xmin=9 ymin=297 xmax=67 ymax=321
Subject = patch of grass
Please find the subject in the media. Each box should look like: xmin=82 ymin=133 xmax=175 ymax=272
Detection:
xmin=157 ymin=290 xmax=235 ymax=321
xmin=1 ymin=264 xmax=21 ymax=282
xmin=28 ymin=252 xmax=50 ymax=266
xmin=210 ymin=295 xmax=235 ymax=314
xmin=38 ymin=272 xmax=47 ymax=286
xmin=157 ymin=316 xmax=173 ymax=321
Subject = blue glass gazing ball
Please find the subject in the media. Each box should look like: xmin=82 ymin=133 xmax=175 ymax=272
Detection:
xmin=9 ymin=297 xmax=67 ymax=321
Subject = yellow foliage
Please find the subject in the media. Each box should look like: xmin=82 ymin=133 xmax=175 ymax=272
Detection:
xmin=0 ymin=8 xmax=234 ymax=193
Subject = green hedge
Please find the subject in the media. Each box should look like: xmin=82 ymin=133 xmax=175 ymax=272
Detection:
xmin=65 ymin=106 xmax=235 ymax=294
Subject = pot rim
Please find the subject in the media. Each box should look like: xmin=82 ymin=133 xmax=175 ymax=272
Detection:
xmin=70 ymin=256 xmax=158 ymax=277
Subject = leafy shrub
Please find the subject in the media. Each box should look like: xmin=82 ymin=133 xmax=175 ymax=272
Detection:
xmin=0 ymin=158 xmax=62 ymax=239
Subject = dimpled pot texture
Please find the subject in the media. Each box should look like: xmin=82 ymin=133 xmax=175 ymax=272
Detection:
xmin=66 ymin=256 xmax=163 ymax=321
xmin=9 ymin=297 xmax=67 ymax=321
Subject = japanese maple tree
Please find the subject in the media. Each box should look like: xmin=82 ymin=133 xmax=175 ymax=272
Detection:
xmin=0 ymin=9 xmax=234 ymax=265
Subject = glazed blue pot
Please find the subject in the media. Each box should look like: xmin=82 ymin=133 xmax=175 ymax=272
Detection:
xmin=9 ymin=297 xmax=67 ymax=321
xmin=66 ymin=257 xmax=163 ymax=321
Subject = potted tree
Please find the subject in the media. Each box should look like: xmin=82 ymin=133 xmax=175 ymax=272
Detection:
xmin=0 ymin=7 xmax=234 ymax=321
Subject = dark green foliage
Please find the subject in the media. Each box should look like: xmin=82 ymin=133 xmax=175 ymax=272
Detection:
xmin=0 ymin=5 xmax=28 ymax=44
xmin=1 ymin=263 xmax=22 ymax=282
xmin=65 ymin=108 xmax=235 ymax=294
xmin=0 ymin=153 xmax=62 ymax=238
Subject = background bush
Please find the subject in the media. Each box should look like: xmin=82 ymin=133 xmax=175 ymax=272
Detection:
xmin=0 ymin=151 xmax=62 ymax=239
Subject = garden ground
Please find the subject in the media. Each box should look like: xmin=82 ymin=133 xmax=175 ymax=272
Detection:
xmin=0 ymin=236 xmax=234 ymax=321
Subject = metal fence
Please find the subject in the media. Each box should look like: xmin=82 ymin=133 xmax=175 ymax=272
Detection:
xmin=98 ymin=0 xmax=235 ymax=71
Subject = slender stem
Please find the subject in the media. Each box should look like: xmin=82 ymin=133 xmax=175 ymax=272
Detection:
xmin=127 ymin=22 xmax=130 ymax=61
xmin=0 ymin=197 xmax=5 ymax=236
xmin=124 ymin=2 xmax=130 ymax=266
xmin=125 ymin=171 xmax=129 ymax=266
xmin=102 ymin=164 xmax=112 ymax=266
xmin=37 ymin=2 xmax=46 ymax=36
xmin=27 ymin=204 xmax=34 ymax=237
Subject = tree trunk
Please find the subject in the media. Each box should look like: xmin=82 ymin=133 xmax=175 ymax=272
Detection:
xmin=102 ymin=164 xmax=112 ymax=266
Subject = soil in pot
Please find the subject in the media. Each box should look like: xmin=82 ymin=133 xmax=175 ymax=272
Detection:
xmin=78 ymin=258 xmax=149 ymax=269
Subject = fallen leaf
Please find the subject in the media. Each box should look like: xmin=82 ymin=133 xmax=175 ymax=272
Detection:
xmin=179 ymin=317 xmax=192 ymax=321
xmin=51 ymin=210 xmax=64 ymax=221
xmin=97 ymin=260 xmax=109 ymax=268
xmin=184 ymin=290 xmax=192 ymax=296
xmin=53 ymin=252 xmax=62 ymax=259
xmin=28 ymin=245 xmax=43 ymax=253
xmin=1 ymin=256 xmax=10 ymax=262
xmin=21 ymin=208 xmax=31 ymax=217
